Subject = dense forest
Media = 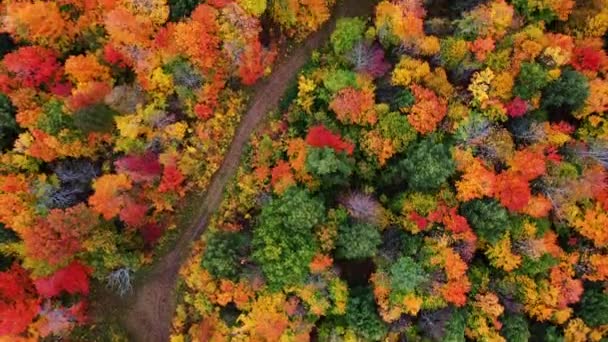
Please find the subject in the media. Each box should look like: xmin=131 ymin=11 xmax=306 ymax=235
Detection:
xmin=1 ymin=0 xmax=608 ymax=341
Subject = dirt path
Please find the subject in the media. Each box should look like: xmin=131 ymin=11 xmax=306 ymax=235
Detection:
xmin=117 ymin=1 xmax=377 ymax=341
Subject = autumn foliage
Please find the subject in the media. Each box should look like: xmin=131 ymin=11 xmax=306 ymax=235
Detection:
xmin=171 ymin=1 xmax=608 ymax=341
xmin=0 ymin=0 xmax=340 ymax=337
xmin=2 ymin=0 xmax=608 ymax=340
xmin=305 ymin=124 xmax=354 ymax=155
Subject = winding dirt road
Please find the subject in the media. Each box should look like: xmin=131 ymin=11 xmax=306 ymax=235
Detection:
xmin=117 ymin=1 xmax=377 ymax=340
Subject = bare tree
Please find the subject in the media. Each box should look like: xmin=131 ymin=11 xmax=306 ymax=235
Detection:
xmin=106 ymin=267 xmax=134 ymax=297
xmin=576 ymin=140 xmax=608 ymax=168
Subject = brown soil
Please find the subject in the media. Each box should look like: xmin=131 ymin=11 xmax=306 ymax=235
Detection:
xmin=111 ymin=2 xmax=377 ymax=341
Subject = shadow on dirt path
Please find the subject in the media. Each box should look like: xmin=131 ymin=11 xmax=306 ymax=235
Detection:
xmin=109 ymin=1 xmax=377 ymax=341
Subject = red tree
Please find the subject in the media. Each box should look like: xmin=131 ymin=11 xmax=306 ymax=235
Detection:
xmin=238 ymin=41 xmax=275 ymax=86
xmin=115 ymin=152 xmax=163 ymax=182
xmin=2 ymin=46 xmax=60 ymax=88
xmin=119 ymin=201 xmax=148 ymax=228
xmin=506 ymin=97 xmax=528 ymax=117
xmin=494 ymin=172 xmax=532 ymax=212
xmin=0 ymin=264 xmax=40 ymax=335
xmin=305 ymin=125 xmax=354 ymax=155
xmin=34 ymin=261 xmax=92 ymax=298
xmin=572 ymin=46 xmax=607 ymax=73
xmin=158 ymin=163 xmax=185 ymax=193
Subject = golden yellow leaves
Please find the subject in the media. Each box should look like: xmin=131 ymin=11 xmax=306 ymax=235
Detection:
xmin=573 ymin=203 xmax=608 ymax=248
xmin=237 ymin=0 xmax=267 ymax=17
xmin=115 ymin=114 xmax=143 ymax=140
xmin=296 ymin=75 xmax=316 ymax=114
xmin=120 ymin=0 xmax=169 ymax=25
xmin=146 ymin=67 xmax=174 ymax=98
xmin=584 ymin=9 xmax=608 ymax=38
xmin=375 ymin=0 xmax=424 ymax=44
xmin=391 ymin=57 xmax=430 ymax=88
xmin=237 ymin=293 xmax=289 ymax=341
xmin=486 ymin=234 xmax=522 ymax=271
xmin=565 ymin=318 xmax=591 ymax=342
xmin=577 ymin=78 xmax=608 ymax=119
xmin=469 ymin=68 xmax=496 ymax=103
xmin=466 ymin=292 xmax=506 ymax=342
xmin=402 ymin=294 xmax=423 ymax=315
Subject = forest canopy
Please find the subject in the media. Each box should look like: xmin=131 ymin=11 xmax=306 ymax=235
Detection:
xmin=1 ymin=0 xmax=608 ymax=340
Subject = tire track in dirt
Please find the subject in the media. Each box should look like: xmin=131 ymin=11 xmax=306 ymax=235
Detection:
xmin=118 ymin=2 xmax=377 ymax=340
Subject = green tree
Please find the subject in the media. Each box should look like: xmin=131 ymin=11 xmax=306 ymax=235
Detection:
xmin=513 ymin=62 xmax=549 ymax=100
xmin=578 ymin=288 xmax=608 ymax=327
xmin=378 ymin=111 xmax=417 ymax=153
xmin=38 ymin=99 xmax=74 ymax=135
xmin=440 ymin=37 xmax=470 ymax=69
xmin=460 ymin=199 xmax=511 ymax=244
xmin=201 ymin=231 xmax=249 ymax=280
xmin=331 ymin=17 xmax=366 ymax=56
xmin=389 ymin=256 xmax=429 ymax=296
xmin=512 ymin=0 xmax=558 ymax=23
xmin=384 ymin=137 xmax=455 ymax=191
xmin=501 ymin=315 xmax=531 ymax=341
xmin=306 ymin=147 xmax=354 ymax=188
xmin=0 ymin=223 xmax=19 ymax=271
xmin=73 ymin=103 xmax=119 ymax=134
xmin=542 ymin=69 xmax=589 ymax=113
xmin=394 ymin=88 xmax=415 ymax=109
xmin=335 ymin=222 xmax=381 ymax=259
xmin=443 ymin=308 xmax=467 ymax=342
xmin=345 ymin=287 xmax=388 ymax=341
xmin=543 ymin=326 xmax=565 ymax=342
xmin=323 ymin=69 xmax=358 ymax=93
xmin=252 ymin=187 xmax=325 ymax=289
xmin=517 ymin=254 xmax=558 ymax=277
xmin=0 ymin=94 xmax=19 ymax=151
xmin=0 ymin=33 xmax=16 ymax=59
xmin=168 ymin=0 xmax=201 ymax=21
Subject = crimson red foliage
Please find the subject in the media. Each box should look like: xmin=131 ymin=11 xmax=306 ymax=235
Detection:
xmin=545 ymin=146 xmax=562 ymax=163
xmin=0 ymin=74 xmax=11 ymax=93
xmin=506 ymin=97 xmax=528 ymax=117
xmin=50 ymin=82 xmax=73 ymax=97
xmin=34 ymin=261 xmax=92 ymax=298
xmin=0 ymin=264 xmax=40 ymax=335
xmin=119 ymin=201 xmax=148 ymax=227
xmin=409 ymin=212 xmax=428 ymax=230
xmin=103 ymin=44 xmax=130 ymax=68
xmin=115 ymin=152 xmax=163 ymax=182
xmin=444 ymin=207 xmax=471 ymax=233
xmin=3 ymin=46 xmax=60 ymax=88
xmin=207 ymin=0 xmax=232 ymax=7
xmin=158 ymin=163 xmax=185 ymax=193
xmin=572 ymin=46 xmax=607 ymax=72
xmin=140 ymin=223 xmax=164 ymax=247
xmin=305 ymin=125 xmax=354 ymax=155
